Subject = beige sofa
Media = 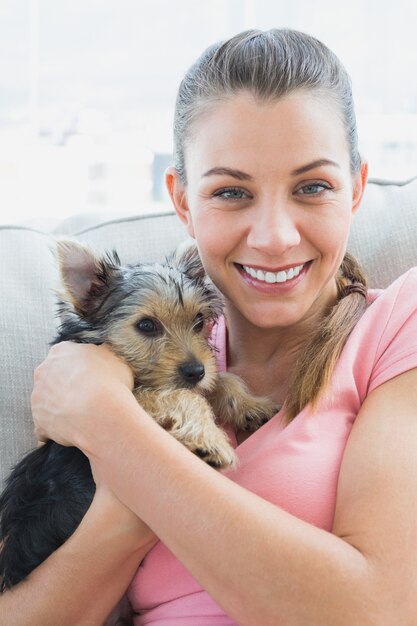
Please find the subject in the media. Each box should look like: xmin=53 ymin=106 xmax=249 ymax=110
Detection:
xmin=1 ymin=176 xmax=417 ymax=486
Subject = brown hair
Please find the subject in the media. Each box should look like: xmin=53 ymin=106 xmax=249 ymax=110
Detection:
xmin=173 ymin=29 xmax=368 ymax=420
xmin=173 ymin=28 xmax=361 ymax=183
xmin=284 ymin=253 xmax=368 ymax=421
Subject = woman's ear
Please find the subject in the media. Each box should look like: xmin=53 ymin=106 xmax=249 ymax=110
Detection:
xmin=352 ymin=160 xmax=369 ymax=215
xmin=165 ymin=166 xmax=195 ymax=238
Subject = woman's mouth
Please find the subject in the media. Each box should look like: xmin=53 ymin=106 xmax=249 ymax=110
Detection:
xmin=241 ymin=262 xmax=305 ymax=284
xmin=235 ymin=261 xmax=312 ymax=291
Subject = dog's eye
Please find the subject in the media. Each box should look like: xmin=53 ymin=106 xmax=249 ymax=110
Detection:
xmin=136 ymin=318 xmax=163 ymax=337
xmin=193 ymin=313 xmax=204 ymax=333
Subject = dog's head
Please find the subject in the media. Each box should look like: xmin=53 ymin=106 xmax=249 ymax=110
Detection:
xmin=54 ymin=240 xmax=223 ymax=393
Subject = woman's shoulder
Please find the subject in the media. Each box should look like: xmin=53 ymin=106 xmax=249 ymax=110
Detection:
xmin=367 ymin=267 xmax=417 ymax=315
xmin=351 ymin=267 xmax=417 ymax=397
xmin=356 ymin=266 xmax=417 ymax=352
xmin=342 ymin=267 xmax=417 ymax=353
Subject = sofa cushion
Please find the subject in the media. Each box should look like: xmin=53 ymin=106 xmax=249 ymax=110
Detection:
xmin=348 ymin=177 xmax=417 ymax=288
xmin=1 ymin=177 xmax=416 ymax=485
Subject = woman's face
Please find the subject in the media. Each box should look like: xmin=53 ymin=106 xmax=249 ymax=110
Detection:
xmin=167 ymin=91 xmax=367 ymax=330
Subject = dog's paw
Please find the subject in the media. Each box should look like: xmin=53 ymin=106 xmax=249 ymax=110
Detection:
xmin=192 ymin=434 xmax=237 ymax=470
xmin=242 ymin=396 xmax=280 ymax=432
xmin=135 ymin=388 xmax=237 ymax=470
xmin=209 ymin=372 xmax=279 ymax=432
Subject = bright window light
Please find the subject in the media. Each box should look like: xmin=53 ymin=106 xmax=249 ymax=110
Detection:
xmin=0 ymin=0 xmax=416 ymax=224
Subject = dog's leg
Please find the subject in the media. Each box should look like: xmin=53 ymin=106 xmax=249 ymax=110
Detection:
xmin=134 ymin=388 xmax=236 ymax=469
xmin=207 ymin=372 xmax=279 ymax=432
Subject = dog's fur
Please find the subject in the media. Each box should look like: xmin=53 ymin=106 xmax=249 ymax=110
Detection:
xmin=0 ymin=240 xmax=277 ymax=621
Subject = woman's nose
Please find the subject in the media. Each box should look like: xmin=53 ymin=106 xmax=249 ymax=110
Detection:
xmin=246 ymin=203 xmax=301 ymax=256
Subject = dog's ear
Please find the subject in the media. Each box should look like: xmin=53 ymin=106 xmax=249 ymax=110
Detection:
xmin=173 ymin=239 xmax=205 ymax=280
xmin=172 ymin=239 xmax=224 ymax=319
xmin=56 ymin=240 xmax=122 ymax=318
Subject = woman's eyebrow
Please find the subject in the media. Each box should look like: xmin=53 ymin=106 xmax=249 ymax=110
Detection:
xmin=291 ymin=159 xmax=340 ymax=176
xmin=202 ymin=167 xmax=253 ymax=180
xmin=202 ymin=159 xmax=340 ymax=181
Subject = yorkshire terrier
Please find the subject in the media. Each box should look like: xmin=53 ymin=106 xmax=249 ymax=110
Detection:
xmin=0 ymin=240 xmax=277 ymax=622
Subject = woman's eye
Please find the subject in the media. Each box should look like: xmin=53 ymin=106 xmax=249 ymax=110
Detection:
xmin=213 ymin=187 xmax=249 ymax=200
xmin=136 ymin=318 xmax=163 ymax=337
xmin=296 ymin=183 xmax=332 ymax=196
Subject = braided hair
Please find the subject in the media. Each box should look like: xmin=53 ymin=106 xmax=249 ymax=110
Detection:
xmin=284 ymin=252 xmax=368 ymax=421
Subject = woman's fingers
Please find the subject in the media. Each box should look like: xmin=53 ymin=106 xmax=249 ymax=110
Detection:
xmin=31 ymin=341 xmax=134 ymax=446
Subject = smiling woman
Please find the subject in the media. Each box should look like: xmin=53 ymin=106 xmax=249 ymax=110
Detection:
xmin=2 ymin=28 xmax=417 ymax=626
xmin=170 ymin=92 xmax=358 ymax=320
xmin=167 ymin=86 xmax=368 ymax=421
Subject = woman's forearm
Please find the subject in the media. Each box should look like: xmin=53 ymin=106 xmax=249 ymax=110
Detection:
xmin=0 ymin=490 xmax=155 ymax=626
xmin=82 ymin=393 xmax=378 ymax=626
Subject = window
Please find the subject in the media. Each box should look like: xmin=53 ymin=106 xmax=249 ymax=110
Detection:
xmin=1 ymin=0 xmax=416 ymax=224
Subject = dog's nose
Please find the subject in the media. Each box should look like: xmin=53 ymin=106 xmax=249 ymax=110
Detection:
xmin=179 ymin=361 xmax=205 ymax=384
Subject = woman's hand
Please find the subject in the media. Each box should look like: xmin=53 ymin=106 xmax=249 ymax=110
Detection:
xmin=31 ymin=341 xmax=134 ymax=447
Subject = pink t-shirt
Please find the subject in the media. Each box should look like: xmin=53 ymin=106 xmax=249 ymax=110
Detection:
xmin=128 ymin=269 xmax=417 ymax=625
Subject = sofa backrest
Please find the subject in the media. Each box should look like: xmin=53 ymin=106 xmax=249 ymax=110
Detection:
xmin=1 ymin=176 xmax=417 ymax=485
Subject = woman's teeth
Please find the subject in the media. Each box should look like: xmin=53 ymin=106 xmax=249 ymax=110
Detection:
xmin=242 ymin=263 xmax=305 ymax=284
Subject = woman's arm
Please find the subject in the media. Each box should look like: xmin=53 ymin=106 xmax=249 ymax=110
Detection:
xmin=0 ymin=482 xmax=157 ymax=626
xmin=32 ymin=343 xmax=417 ymax=626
